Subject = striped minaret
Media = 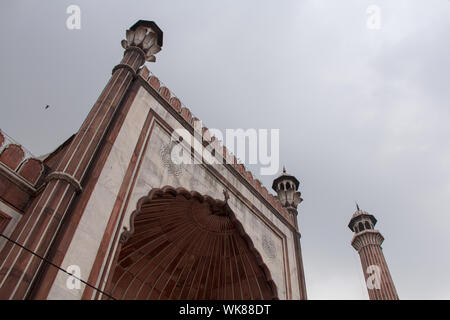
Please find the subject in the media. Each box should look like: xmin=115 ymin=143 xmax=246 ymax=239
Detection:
xmin=348 ymin=205 xmax=399 ymax=300
xmin=0 ymin=20 xmax=163 ymax=299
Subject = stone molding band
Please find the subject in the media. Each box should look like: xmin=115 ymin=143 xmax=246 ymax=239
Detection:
xmin=45 ymin=171 xmax=83 ymax=193
xmin=124 ymin=46 xmax=146 ymax=64
xmin=351 ymin=230 xmax=384 ymax=252
xmin=112 ymin=64 xmax=137 ymax=78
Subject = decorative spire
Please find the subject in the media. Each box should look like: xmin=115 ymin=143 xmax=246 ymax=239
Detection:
xmin=223 ymin=189 xmax=229 ymax=203
xmin=356 ymin=202 xmax=360 ymax=211
xmin=283 ymin=166 xmax=286 ymax=173
xmin=120 ymin=20 xmax=163 ymax=63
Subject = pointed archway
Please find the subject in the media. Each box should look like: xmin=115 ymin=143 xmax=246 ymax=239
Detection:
xmin=104 ymin=186 xmax=278 ymax=300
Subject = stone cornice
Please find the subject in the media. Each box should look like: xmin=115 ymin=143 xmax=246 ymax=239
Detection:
xmin=0 ymin=161 xmax=37 ymax=195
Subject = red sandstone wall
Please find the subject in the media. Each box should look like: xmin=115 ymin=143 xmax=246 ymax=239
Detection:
xmin=0 ymin=131 xmax=46 ymax=212
xmin=0 ymin=210 xmax=11 ymax=234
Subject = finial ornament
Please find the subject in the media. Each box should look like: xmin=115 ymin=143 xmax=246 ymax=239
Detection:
xmin=223 ymin=189 xmax=230 ymax=203
xmin=356 ymin=202 xmax=361 ymax=211
xmin=121 ymin=21 xmax=163 ymax=63
xmin=283 ymin=166 xmax=286 ymax=173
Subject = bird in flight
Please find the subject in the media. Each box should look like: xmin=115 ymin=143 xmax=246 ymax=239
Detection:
xmin=45 ymin=105 xmax=49 ymax=110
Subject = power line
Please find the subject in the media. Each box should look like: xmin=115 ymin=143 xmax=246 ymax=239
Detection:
xmin=0 ymin=129 xmax=36 ymax=158
xmin=0 ymin=233 xmax=116 ymax=300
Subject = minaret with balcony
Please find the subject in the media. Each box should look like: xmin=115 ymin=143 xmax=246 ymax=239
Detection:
xmin=348 ymin=205 xmax=399 ymax=300
xmin=272 ymin=167 xmax=307 ymax=299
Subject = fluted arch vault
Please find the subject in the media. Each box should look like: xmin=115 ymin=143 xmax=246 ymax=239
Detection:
xmin=106 ymin=186 xmax=278 ymax=300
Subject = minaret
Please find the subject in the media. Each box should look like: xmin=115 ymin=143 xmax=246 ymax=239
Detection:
xmin=0 ymin=20 xmax=163 ymax=299
xmin=348 ymin=205 xmax=399 ymax=300
xmin=272 ymin=166 xmax=303 ymax=216
xmin=272 ymin=167 xmax=307 ymax=299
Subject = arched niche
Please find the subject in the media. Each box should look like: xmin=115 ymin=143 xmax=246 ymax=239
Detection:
xmin=104 ymin=186 xmax=278 ymax=300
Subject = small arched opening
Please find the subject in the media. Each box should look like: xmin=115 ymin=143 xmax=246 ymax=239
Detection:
xmin=358 ymin=222 xmax=365 ymax=232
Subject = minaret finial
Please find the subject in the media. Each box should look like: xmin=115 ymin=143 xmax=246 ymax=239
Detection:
xmin=121 ymin=20 xmax=163 ymax=64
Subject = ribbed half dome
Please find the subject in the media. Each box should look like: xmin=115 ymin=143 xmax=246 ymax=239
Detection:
xmin=107 ymin=187 xmax=277 ymax=300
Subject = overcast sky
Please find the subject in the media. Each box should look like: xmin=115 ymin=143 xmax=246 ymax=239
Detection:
xmin=1 ymin=0 xmax=450 ymax=299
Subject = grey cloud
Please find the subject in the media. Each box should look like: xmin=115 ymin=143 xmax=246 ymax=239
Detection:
xmin=1 ymin=0 xmax=449 ymax=299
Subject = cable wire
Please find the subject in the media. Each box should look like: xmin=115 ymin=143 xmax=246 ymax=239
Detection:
xmin=0 ymin=233 xmax=116 ymax=300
